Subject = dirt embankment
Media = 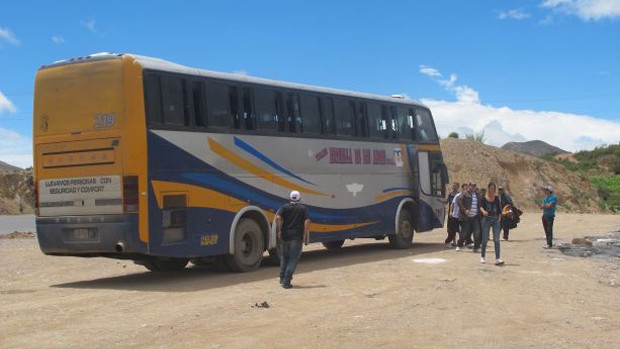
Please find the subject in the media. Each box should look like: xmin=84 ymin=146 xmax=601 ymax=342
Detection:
xmin=0 ymin=170 xmax=34 ymax=215
xmin=441 ymin=138 xmax=602 ymax=213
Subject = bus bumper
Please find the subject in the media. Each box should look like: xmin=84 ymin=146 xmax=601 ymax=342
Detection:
xmin=36 ymin=214 xmax=146 ymax=257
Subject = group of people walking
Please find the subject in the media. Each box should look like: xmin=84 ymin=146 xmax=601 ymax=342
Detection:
xmin=446 ymin=181 xmax=558 ymax=265
xmin=445 ymin=181 xmax=518 ymax=265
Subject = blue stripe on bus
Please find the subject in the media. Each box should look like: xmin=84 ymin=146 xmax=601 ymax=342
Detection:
xmin=233 ymin=136 xmax=315 ymax=186
xmin=382 ymin=187 xmax=410 ymax=193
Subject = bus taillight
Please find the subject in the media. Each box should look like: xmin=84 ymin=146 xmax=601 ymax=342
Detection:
xmin=123 ymin=176 xmax=139 ymax=213
xmin=34 ymin=180 xmax=39 ymax=216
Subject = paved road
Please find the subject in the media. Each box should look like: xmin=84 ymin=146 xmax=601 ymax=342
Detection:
xmin=0 ymin=214 xmax=35 ymax=235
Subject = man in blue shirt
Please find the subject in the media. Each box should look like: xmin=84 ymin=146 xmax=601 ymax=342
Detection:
xmin=540 ymin=185 xmax=557 ymax=249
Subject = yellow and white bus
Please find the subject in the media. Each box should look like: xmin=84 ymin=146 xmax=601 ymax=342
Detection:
xmin=33 ymin=53 xmax=447 ymax=272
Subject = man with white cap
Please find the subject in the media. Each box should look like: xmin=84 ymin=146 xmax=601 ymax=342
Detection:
xmin=540 ymin=185 xmax=557 ymax=249
xmin=275 ymin=190 xmax=311 ymax=289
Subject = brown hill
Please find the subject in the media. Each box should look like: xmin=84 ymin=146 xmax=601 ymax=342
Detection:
xmin=502 ymin=140 xmax=568 ymax=157
xmin=0 ymin=169 xmax=34 ymax=215
xmin=441 ymin=138 xmax=601 ymax=213
xmin=0 ymin=160 xmax=22 ymax=172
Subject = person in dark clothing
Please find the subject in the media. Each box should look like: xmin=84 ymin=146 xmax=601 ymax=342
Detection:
xmin=498 ymin=186 xmax=514 ymax=240
xmin=456 ymin=182 xmax=481 ymax=252
xmin=479 ymin=182 xmax=504 ymax=265
xmin=275 ymin=190 xmax=311 ymax=289
xmin=445 ymin=182 xmax=460 ymax=246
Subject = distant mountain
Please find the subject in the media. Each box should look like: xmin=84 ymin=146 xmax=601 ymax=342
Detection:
xmin=501 ymin=140 xmax=568 ymax=157
xmin=0 ymin=160 xmax=22 ymax=172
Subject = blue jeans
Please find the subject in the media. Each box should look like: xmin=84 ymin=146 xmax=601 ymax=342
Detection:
xmin=279 ymin=239 xmax=303 ymax=285
xmin=481 ymin=215 xmax=501 ymax=259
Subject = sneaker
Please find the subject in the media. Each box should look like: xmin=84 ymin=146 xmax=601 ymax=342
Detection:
xmin=543 ymin=245 xmax=552 ymax=249
xmin=495 ymin=259 xmax=505 ymax=266
xmin=480 ymin=257 xmax=485 ymax=264
xmin=472 ymin=248 xmax=479 ymax=253
xmin=282 ymin=283 xmax=293 ymax=289
xmin=455 ymin=246 xmax=461 ymax=251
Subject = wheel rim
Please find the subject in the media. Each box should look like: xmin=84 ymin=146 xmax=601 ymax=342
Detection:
xmin=400 ymin=219 xmax=413 ymax=239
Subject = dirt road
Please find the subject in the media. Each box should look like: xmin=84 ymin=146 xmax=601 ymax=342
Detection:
xmin=1 ymin=213 xmax=619 ymax=349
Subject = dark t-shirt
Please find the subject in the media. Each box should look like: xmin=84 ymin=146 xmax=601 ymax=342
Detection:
xmin=278 ymin=202 xmax=309 ymax=241
xmin=480 ymin=195 xmax=501 ymax=217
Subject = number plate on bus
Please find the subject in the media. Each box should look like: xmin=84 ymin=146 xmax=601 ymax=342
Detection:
xmin=73 ymin=228 xmax=96 ymax=240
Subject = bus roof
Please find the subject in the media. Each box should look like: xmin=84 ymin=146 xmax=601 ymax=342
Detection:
xmin=40 ymin=52 xmax=428 ymax=108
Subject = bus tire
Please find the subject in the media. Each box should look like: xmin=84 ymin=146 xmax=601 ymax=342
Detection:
xmin=322 ymin=240 xmax=345 ymax=250
xmin=389 ymin=210 xmax=414 ymax=249
xmin=225 ymin=218 xmax=264 ymax=272
xmin=139 ymin=258 xmax=189 ymax=272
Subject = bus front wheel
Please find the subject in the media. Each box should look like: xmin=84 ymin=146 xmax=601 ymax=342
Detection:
xmin=225 ymin=218 xmax=265 ymax=272
xmin=389 ymin=210 xmax=414 ymax=249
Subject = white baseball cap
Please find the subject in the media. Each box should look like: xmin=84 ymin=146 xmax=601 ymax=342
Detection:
xmin=290 ymin=190 xmax=301 ymax=201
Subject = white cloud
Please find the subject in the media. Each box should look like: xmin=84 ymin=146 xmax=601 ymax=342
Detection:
xmin=542 ymin=0 xmax=620 ymax=20
xmin=419 ymin=65 xmax=480 ymax=104
xmin=419 ymin=65 xmax=620 ymax=152
xmin=0 ymin=90 xmax=16 ymax=114
xmin=51 ymin=35 xmax=65 ymax=44
xmin=82 ymin=19 xmax=97 ymax=33
xmin=499 ymin=9 xmax=532 ymax=20
xmin=0 ymin=27 xmax=20 ymax=46
xmin=0 ymin=128 xmax=32 ymax=169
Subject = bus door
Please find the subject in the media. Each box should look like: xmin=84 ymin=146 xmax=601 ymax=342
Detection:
xmin=406 ymin=145 xmax=448 ymax=232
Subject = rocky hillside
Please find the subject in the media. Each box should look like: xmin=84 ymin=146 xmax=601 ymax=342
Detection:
xmin=0 ymin=169 xmax=34 ymax=215
xmin=442 ymin=138 xmax=601 ymax=213
xmin=502 ymin=140 xmax=568 ymax=157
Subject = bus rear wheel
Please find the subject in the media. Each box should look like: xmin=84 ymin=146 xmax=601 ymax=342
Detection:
xmin=225 ymin=218 xmax=264 ymax=272
xmin=322 ymin=240 xmax=345 ymax=250
xmin=389 ymin=210 xmax=414 ymax=249
xmin=138 ymin=257 xmax=189 ymax=272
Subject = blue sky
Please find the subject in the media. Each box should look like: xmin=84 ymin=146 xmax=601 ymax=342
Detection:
xmin=1 ymin=0 xmax=619 ymax=168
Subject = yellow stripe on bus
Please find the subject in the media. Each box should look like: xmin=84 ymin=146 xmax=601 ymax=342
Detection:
xmin=374 ymin=190 xmax=412 ymax=202
xmin=151 ymin=180 xmax=247 ymax=212
xmin=207 ymin=137 xmax=329 ymax=197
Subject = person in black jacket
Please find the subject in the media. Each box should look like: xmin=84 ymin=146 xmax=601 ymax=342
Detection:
xmin=275 ymin=190 xmax=311 ymax=289
xmin=479 ymin=182 xmax=504 ymax=265
xmin=498 ymin=186 xmax=514 ymax=240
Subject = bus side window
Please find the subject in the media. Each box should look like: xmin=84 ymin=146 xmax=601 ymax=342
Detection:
xmin=334 ymin=98 xmax=353 ymax=136
xmin=242 ymin=87 xmax=255 ymax=130
xmin=275 ymin=91 xmax=285 ymax=132
xmin=394 ymin=106 xmax=410 ymax=140
xmin=366 ymin=102 xmax=383 ymax=139
xmin=205 ymin=81 xmax=233 ymax=128
xmin=390 ymin=106 xmax=400 ymax=139
xmin=322 ymin=97 xmax=335 ymax=135
xmin=191 ymin=81 xmax=206 ymax=127
xmin=144 ymin=73 xmax=163 ymax=125
xmin=229 ymin=86 xmax=240 ymax=129
xmin=286 ymin=92 xmax=301 ymax=133
xmin=161 ymin=75 xmax=188 ymax=126
xmin=381 ymin=105 xmax=390 ymax=139
xmin=255 ymin=87 xmax=276 ymax=131
xmin=356 ymin=101 xmax=368 ymax=137
xmin=300 ymin=94 xmax=321 ymax=135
